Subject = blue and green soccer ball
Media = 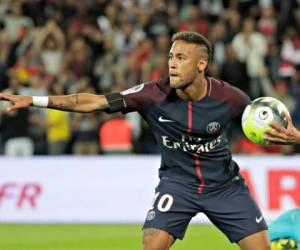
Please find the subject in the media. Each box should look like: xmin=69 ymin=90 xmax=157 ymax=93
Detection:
xmin=241 ymin=97 xmax=289 ymax=145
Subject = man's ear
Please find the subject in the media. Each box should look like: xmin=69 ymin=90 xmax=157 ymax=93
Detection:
xmin=197 ymin=58 xmax=208 ymax=73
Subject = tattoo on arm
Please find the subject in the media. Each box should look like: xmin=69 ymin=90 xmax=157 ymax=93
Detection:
xmin=48 ymin=95 xmax=78 ymax=112
xmin=75 ymin=94 xmax=79 ymax=106
xmin=47 ymin=94 xmax=108 ymax=112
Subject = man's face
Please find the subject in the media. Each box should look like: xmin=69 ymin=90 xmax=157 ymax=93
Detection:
xmin=168 ymin=40 xmax=205 ymax=89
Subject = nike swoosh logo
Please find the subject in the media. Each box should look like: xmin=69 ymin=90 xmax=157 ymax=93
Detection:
xmin=158 ymin=116 xmax=175 ymax=123
xmin=255 ymin=216 xmax=263 ymax=223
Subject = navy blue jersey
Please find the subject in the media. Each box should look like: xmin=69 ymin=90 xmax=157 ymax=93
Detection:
xmin=107 ymin=77 xmax=250 ymax=193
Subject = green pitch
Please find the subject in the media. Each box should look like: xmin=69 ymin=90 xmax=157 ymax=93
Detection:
xmin=0 ymin=224 xmax=239 ymax=250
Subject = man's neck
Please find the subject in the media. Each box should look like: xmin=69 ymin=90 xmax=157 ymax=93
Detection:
xmin=176 ymin=77 xmax=207 ymax=101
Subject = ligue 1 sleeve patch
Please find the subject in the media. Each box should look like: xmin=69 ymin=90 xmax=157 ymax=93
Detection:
xmin=121 ymin=84 xmax=145 ymax=95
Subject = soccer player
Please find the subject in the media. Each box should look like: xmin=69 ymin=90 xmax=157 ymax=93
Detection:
xmin=269 ymin=208 xmax=300 ymax=250
xmin=1 ymin=31 xmax=300 ymax=250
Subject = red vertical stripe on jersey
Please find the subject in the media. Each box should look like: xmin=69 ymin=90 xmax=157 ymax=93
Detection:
xmin=193 ymin=153 xmax=204 ymax=193
xmin=187 ymin=101 xmax=192 ymax=133
xmin=187 ymin=101 xmax=204 ymax=193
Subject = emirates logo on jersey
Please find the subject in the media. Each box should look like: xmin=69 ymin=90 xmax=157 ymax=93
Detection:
xmin=206 ymin=122 xmax=221 ymax=134
xmin=161 ymin=135 xmax=221 ymax=153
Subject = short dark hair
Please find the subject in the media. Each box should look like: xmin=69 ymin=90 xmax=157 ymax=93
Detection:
xmin=171 ymin=31 xmax=212 ymax=63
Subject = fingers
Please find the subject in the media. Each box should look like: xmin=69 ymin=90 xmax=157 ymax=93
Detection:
xmin=0 ymin=93 xmax=8 ymax=100
xmin=264 ymin=129 xmax=277 ymax=137
xmin=264 ymin=138 xmax=288 ymax=145
xmin=0 ymin=93 xmax=7 ymax=100
xmin=6 ymin=105 xmax=17 ymax=112
xmin=0 ymin=93 xmax=13 ymax=101
xmin=0 ymin=94 xmax=16 ymax=111
xmin=269 ymin=123 xmax=284 ymax=132
xmin=264 ymin=125 xmax=287 ymax=143
xmin=6 ymin=102 xmax=26 ymax=111
xmin=264 ymin=132 xmax=288 ymax=144
xmin=264 ymin=126 xmax=297 ymax=144
xmin=0 ymin=96 xmax=21 ymax=112
xmin=264 ymin=113 xmax=298 ymax=145
xmin=285 ymin=112 xmax=293 ymax=130
xmin=264 ymin=128 xmax=289 ymax=140
xmin=0 ymin=94 xmax=29 ymax=111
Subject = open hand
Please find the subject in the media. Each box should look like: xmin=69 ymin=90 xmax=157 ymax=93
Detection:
xmin=0 ymin=93 xmax=32 ymax=111
xmin=264 ymin=114 xmax=300 ymax=145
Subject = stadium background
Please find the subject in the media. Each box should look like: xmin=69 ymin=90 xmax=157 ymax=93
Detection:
xmin=0 ymin=0 xmax=299 ymax=249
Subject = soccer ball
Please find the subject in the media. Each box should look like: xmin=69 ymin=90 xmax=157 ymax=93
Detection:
xmin=241 ymin=97 xmax=289 ymax=145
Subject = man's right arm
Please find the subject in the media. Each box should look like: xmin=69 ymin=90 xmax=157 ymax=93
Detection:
xmin=0 ymin=93 xmax=110 ymax=113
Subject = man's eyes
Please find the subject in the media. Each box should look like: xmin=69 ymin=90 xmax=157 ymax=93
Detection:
xmin=168 ymin=55 xmax=185 ymax=60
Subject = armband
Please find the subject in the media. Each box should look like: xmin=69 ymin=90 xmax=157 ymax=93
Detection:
xmin=32 ymin=96 xmax=49 ymax=108
xmin=105 ymin=93 xmax=124 ymax=113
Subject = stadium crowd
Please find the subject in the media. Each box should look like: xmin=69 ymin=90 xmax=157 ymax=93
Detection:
xmin=0 ymin=0 xmax=299 ymax=156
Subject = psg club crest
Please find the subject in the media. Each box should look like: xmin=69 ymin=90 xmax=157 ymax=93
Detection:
xmin=206 ymin=121 xmax=221 ymax=134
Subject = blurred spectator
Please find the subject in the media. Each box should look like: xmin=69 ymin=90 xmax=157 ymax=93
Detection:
xmin=280 ymin=26 xmax=300 ymax=78
xmin=1 ymin=1 xmax=34 ymax=42
xmin=0 ymin=21 xmax=9 ymax=90
xmin=223 ymin=9 xmax=241 ymax=43
xmin=114 ymin=21 xmax=146 ymax=55
xmin=93 ymin=38 xmax=121 ymax=92
xmin=71 ymin=112 xmax=99 ymax=155
xmin=291 ymin=66 xmax=300 ymax=127
xmin=34 ymin=19 xmax=65 ymax=76
xmin=275 ymin=0 xmax=297 ymax=37
xmin=70 ymin=81 xmax=99 ymax=155
xmin=258 ymin=6 xmax=277 ymax=46
xmin=64 ymin=36 xmax=92 ymax=79
xmin=232 ymin=17 xmax=268 ymax=98
xmin=200 ymin=0 xmax=224 ymax=23
xmin=178 ymin=4 xmax=208 ymax=35
xmin=0 ymin=22 xmax=9 ymax=64
xmin=27 ymin=75 xmax=48 ymax=155
xmin=220 ymin=44 xmax=250 ymax=94
xmin=144 ymin=1 xmax=171 ymax=39
xmin=142 ymin=52 xmax=168 ymax=81
xmin=99 ymin=116 xmax=133 ymax=154
xmin=81 ymin=23 xmax=105 ymax=61
xmin=207 ymin=20 xmax=227 ymax=73
xmin=265 ymin=43 xmax=281 ymax=81
xmin=260 ymin=67 xmax=296 ymax=113
xmin=45 ymin=82 xmax=71 ymax=155
xmin=0 ymin=77 xmax=33 ymax=156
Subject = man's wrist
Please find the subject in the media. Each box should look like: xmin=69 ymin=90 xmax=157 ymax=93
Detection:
xmin=32 ymin=96 xmax=49 ymax=108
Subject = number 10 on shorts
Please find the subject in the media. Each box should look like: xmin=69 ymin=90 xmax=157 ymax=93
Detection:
xmin=151 ymin=192 xmax=174 ymax=212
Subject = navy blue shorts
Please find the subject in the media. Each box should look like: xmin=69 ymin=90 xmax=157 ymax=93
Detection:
xmin=143 ymin=176 xmax=268 ymax=242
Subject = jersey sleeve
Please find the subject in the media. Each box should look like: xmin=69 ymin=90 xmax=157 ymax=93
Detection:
xmin=121 ymin=83 xmax=152 ymax=113
xmin=230 ymin=86 xmax=251 ymax=119
xmin=105 ymin=79 xmax=168 ymax=114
